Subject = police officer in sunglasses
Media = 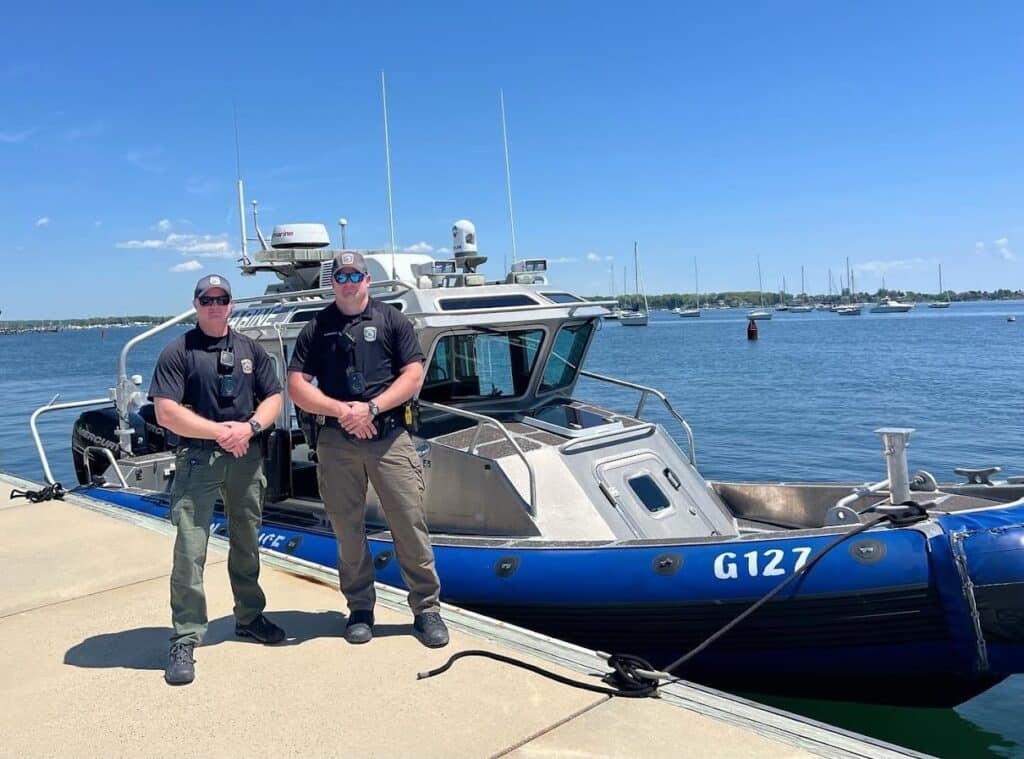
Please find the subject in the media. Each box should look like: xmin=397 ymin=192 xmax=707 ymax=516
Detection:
xmin=288 ymin=252 xmax=448 ymax=649
xmin=149 ymin=274 xmax=286 ymax=685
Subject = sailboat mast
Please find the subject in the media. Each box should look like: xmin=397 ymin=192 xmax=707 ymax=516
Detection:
xmin=633 ymin=241 xmax=639 ymax=295
xmin=757 ymin=257 xmax=764 ymax=307
xmin=694 ymin=257 xmax=699 ymax=307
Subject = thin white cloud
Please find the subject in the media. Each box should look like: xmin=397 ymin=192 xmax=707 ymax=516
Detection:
xmin=435 ymin=247 xmax=451 ymax=255
xmin=64 ymin=121 xmax=103 ymax=141
xmin=35 ymin=216 xmax=50 ymax=227
xmin=156 ymin=219 xmax=172 ymax=232
xmin=0 ymin=129 xmax=33 ymax=143
xmin=404 ymin=241 xmax=434 ymax=254
xmin=853 ymin=258 xmax=926 ymax=275
xmin=586 ymin=252 xmax=612 ymax=263
xmin=975 ymin=238 xmax=1013 ymax=261
xmin=94 ymin=220 xmax=102 ymax=227
xmin=125 ymin=148 xmax=163 ymax=173
xmin=185 ymin=176 xmax=220 ymax=195
xmin=548 ymin=257 xmax=578 ymax=264
xmin=170 ymin=260 xmax=203 ymax=273
xmin=117 ymin=232 xmax=234 ymax=258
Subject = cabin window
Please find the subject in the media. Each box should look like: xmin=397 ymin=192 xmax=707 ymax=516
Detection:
xmin=541 ymin=291 xmax=585 ymax=304
xmin=539 ymin=322 xmax=593 ymax=392
xmin=627 ymin=474 xmax=671 ymax=513
xmin=438 ymin=295 xmax=538 ymax=311
xmin=421 ymin=329 xmax=543 ymax=402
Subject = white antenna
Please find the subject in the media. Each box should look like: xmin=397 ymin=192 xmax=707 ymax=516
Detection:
xmin=381 ymin=71 xmax=398 ymax=280
xmin=233 ymin=102 xmax=249 ymax=263
xmin=500 ymin=89 xmax=519 ymax=265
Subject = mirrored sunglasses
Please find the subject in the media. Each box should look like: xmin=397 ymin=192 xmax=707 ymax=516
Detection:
xmin=197 ymin=295 xmax=231 ymax=306
xmin=333 ymin=271 xmax=366 ymax=285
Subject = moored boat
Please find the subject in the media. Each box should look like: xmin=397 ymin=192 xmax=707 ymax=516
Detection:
xmin=33 ymin=213 xmax=1024 ymax=707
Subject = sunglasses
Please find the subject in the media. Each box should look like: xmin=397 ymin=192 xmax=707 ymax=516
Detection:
xmin=197 ymin=295 xmax=231 ymax=306
xmin=333 ymin=271 xmax=367 ymax=285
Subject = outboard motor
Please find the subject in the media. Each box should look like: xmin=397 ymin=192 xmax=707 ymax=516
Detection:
xmin=71 ymin=407 xmax=146 ymax=485
xmin=138 ymin=403 xmax=177 ymax=452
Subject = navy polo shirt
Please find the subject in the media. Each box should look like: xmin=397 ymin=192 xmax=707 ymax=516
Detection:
xmin=149 ymin=327 xmax=282 ymax=422
xmin=288 ymin=299 xmax=424 ymax=403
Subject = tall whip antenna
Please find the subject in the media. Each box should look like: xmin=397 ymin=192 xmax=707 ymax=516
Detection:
xmin=500 ymin=89 xmax=519 ymax=266
xmin=381 ymin=71 xmax=398 ymax=280
xmin=233 ymin=101 xmax=248 ymax=263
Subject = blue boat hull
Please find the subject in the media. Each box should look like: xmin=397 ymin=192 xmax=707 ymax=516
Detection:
xmin=83 ymin=487 xmax=1024 ymax=705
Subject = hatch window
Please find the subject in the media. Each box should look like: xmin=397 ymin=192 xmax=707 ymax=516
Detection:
xmin=438 ymin=295 xmax=538 ymax=311
xmin=422 ymin=329 xmax=543 ymax=402
xmin=539 ymin=322 xmax=594 ymax=392
xmin=627 ymin=474 xmax=671 ymax=513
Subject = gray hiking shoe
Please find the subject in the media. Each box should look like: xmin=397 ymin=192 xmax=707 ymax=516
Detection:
xmin=164 ymin=641 xmax=195 ymax=685
xmin=413 ymin=612 xmax=449 ymax=648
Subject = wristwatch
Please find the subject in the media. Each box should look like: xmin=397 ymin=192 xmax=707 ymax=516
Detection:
xmin=367 ymin=400 xmax=380 ymax=417
xmin=249 ymin=420 xmax=263 ymax=436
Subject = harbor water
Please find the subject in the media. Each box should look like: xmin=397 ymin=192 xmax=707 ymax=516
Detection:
xmin=1 ymin=300 xmax=1022 ymax=758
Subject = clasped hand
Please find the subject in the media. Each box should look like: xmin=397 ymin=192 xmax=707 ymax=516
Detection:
xmin=337 ymin=401 xmax=376 ymax=439
xmin=215 ymin=421 xmax=252 ymax=457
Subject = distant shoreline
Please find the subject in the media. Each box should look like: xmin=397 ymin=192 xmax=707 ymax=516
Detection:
xmin=1 ymin=291 xmax=1022 ymax=328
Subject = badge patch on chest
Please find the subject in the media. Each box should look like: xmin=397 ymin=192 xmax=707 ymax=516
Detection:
xmin=363 ymin=326 xmax=378 ymax=342
xmin=240 ymin=358 xmax=254 ymax=374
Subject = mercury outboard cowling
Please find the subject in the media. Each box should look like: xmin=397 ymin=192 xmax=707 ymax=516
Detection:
xmin=71 ymin=407 xmax=146 ymax=485
xmin=138 ymin=403 xmax=177 ymax=452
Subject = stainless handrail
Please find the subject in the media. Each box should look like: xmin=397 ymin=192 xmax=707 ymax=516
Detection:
xmin=558 ymin=423 xmax=656 ymax=454
xmin=83 ymin=445 xmax=130 ymax=489
xmin=30 ymin=396 xmax=113 ymax=485
xmin=418 ymin=399 xmax=537 ymax=515
xmin=579 ymin=370 xmax=696 ymax=465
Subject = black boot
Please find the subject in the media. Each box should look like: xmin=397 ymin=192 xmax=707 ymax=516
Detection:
xmin=235 ymin=613 xmax=286 ymax=644
xmin=413 ymin=612 xmax=449 ymax=648
xmin=164 ymin=641 xmax=195 ymax=685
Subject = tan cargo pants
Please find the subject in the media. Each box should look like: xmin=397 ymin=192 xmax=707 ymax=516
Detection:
xmin=316 ymin=426 xmax=441 ymax=615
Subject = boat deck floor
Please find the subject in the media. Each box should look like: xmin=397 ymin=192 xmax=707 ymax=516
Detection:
xmin=0 ymin=472 xmax=923 ymax=759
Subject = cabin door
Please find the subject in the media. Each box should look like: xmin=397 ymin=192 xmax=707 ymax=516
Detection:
xmin=596 ymin=452 xmax=726 ymax=539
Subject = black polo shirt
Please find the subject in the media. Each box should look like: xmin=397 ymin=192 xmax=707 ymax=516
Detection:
xmin=288 ymin=298 xmax=424 ymax=403
xmin=149 ymin=327 xmax=282 ymax=422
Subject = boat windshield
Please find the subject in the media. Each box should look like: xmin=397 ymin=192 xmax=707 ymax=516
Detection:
xmin=539 ymin=322 xmax=594 ymax=393
xmin=421 ymin=329 xmax=543 ymax=402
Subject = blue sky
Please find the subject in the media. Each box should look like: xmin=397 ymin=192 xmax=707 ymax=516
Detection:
xmin=2 ymin=1 xmax=1021 ymax=318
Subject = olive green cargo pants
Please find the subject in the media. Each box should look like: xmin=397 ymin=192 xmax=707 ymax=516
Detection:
xmin=316 ymin=426 xmax=441 ymax=615
xmin=169 ymin=444 xmax=267 ymax=644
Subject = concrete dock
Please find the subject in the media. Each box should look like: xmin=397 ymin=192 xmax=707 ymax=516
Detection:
xmin=0 ymin=472 xmax=925 ymax=758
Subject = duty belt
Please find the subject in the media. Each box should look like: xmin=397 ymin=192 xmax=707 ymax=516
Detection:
xmin=320 ymin=412 xmax=402 ymax=440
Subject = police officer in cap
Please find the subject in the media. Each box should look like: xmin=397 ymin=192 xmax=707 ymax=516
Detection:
xmin=288 ymin=251 xmax=448 ymax=648
xmin=150 ymin=274 xmax=286 ymax=685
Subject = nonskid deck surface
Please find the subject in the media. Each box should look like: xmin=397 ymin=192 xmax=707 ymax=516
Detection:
xmin=0 ymin=473 xmax=921 ymax=759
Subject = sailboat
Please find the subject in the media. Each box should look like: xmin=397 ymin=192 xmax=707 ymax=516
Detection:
xmin=677 ymin=257 xmax=701 ymax=317
xmin=748 ymin=257 xmax=772 ymax=320
xmin=789 ymin=265 xmax=813 ymax=312
xmin=774 ymin=276 xmax=789 ymax=311
xmin=928 ymin=264 xmax=951 ymax=309
xmin=620 ymin=241 xmax=649 ymax=326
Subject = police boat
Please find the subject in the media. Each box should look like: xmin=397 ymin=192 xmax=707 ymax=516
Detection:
xmin=37 ymin=218 xmax=1024 ymax=707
